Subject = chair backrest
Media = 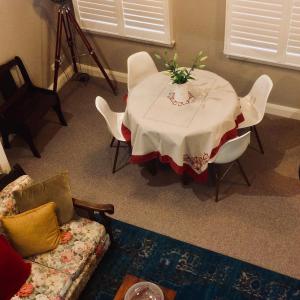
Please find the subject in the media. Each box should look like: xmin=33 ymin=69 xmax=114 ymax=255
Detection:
xmin=248 ymin=74 xmax=273 ymax=123
xmin=214 ymin=131 xmax=251 ymax=164
xmin=0 ymin=56 xmax=32 ymax=101
xmin=127 ymin=51 xmax=158 ymax=92
xmin=95 ymin=96 xmax=123 ymax=141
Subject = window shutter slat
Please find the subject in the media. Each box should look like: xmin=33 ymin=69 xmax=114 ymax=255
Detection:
xmin=286 ymin=0 xmax=300 ymax=66
xmin=225 ymin=0 xmax=284 ymax=62
xmin=73 ymin=0 xmax=122 ymax=35
xmin=225 ymin=0 xmax=300 ymax=69
xmin=122 ymin=0 xmax=171 ymax=44
xmin=72 ymin=0 xmax=172 ymax=44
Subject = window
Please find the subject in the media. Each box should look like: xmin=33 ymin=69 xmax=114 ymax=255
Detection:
xmin=224 ymin=0 xmax=300 ymax=69
xmin=72 ymin=0 xmax=173 ymax=45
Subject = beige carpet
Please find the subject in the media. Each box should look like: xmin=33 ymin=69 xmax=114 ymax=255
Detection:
xmin=7 ymin=77 xmax=300 ymax=279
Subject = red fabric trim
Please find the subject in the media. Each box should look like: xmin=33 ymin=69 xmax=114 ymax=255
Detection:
xmin=0 ymin=235 xmax=31 ymax=300
xmin=210 ymin=128 xmax=237 ymax=159
xmin=123 ymin=94 xmax=128 ymax=103
xmin=130 ymin=151 xmax=209 ymax=182
xmin=121 ymin=123 xmax=131 ymax=142
xmin=121 ymin=113 xmax=244 ymax=182
xmin=235 ymin=112 xmax=245 ymax=124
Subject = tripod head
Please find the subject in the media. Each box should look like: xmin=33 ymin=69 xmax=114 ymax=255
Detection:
xmin=50 ymin=0 xmax=70 ymax=5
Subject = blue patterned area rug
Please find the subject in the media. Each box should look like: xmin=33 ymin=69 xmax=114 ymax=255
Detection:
xmin=81 ymin=219 xmax=300 ymax=300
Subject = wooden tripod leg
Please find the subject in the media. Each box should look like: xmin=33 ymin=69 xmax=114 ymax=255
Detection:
xmin=62 ymin=13 xmax=78 ymax=74
xmin=53 ymin=9 xmax=64 ymax=92
xmin=66 ymin=8 xmax=117 ymax=95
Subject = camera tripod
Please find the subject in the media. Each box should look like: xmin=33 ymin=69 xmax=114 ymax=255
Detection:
xmin=53 ymin=4 xmax=117 ymax=94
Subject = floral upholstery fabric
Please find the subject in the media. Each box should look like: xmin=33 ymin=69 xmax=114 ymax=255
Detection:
xmin=0 ymin=175 xmax=110 ymax=300
xmin=11 ymin=262 xmax=73 ymax=300
xmin=65 ymin=235 xmax=110 ymax=300
xmin=28 ymin=218 xmax=107 ymax=279
xmin=0 ymin=175 xmax=33 ymax=217
xmin=13 ymin=218 xmax=109 ymax=299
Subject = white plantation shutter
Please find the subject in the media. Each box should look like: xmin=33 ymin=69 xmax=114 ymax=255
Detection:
xmin=122 ymin=0 xmax=171 ymax=44
xmin=72 ymin=0 xmax=122 ymax=35
xmin=224 ymin=0 xmax=284 ymax=62
xmin=224 ymin=0 xmax=300 ymax=68
xmin=285 ymin=0 xmax=300 ymax=66
xmin=72 ymin=0 xmax=172 ymax=45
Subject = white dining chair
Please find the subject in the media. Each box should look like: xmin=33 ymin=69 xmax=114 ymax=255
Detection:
xmin=210 ymin=131 xmax=251 ymax=202
xmin=127 ymin=51 xmax=158 ymax=93
xmin=95 ymin=96 xmax=126 ymax=173
xmin=238 ymin=75 xmax=273 ymax=154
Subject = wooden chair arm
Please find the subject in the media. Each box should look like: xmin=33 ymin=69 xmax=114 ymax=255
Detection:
xmin=72 ymin=198 xmax=114 ymax=215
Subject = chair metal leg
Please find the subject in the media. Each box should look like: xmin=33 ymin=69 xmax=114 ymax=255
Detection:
xmin=214 ymin=163 xmax=237 ymax=202
xmin=214 ymin=160 xmax=250 ymax=202
xmin=110 ymin=137 xmax=115 ymax=147
xmin=252 ymin=125 xmax=264 ymax=154
xmin=53 ymin=100 xmax=67 ymax=126
xmin=236 ymin=159 xmax=251 ymax=186
xmin=208 ymin=163 xmax=217 ymax=187
xmin=112 ymin=140 xmax=120 ymax=173
xmin=215 ymin=172 xmax=220 ymax=202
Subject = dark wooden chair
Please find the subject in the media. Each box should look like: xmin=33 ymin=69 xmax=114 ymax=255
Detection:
xmin=0 ymin=56 xmax=67 ymax=158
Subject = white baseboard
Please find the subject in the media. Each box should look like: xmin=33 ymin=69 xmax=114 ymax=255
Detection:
xmin=49 ymin=64 xmax=300 ymax=121
xmin=48 ymin=65 xmax=74 ymax=91
xmin=78 ymin=64 xmax=127 ymax=83
xmin=47 ymin=64 xmax=127 ymax=91
xmin=266 ymin=103 xmax=300 ymax=121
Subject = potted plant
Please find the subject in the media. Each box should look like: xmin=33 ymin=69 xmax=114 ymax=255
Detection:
xmin=155 ymin=51 xmax=207 ymax=103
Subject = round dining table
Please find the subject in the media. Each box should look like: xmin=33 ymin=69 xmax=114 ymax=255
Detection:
xmin=121 ymin=69 xmax=244 ymax=182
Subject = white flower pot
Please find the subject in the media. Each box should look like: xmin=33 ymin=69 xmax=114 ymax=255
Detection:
xmin=173 ymin=83 xmax=190 ymax=102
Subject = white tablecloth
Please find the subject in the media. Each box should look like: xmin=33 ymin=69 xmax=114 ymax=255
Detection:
xmin=122 ymin=70 xmax=244 ymax=181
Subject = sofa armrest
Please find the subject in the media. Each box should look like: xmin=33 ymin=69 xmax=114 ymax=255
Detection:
xmin=72 ymin=198 xmax=114 ymax=215
xmin=72 ymin=198 xmax=114 ymax=234
xmin=0 ymin=164 xmax=26 ymax=190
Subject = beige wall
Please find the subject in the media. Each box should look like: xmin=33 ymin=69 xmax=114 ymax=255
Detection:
xmin=0 ymin=1 xmax=59 ymax=87
xmin=2 ymin=1 xmax=298 ymax=108
xmin=82 ymin=0 xmax=300 ymax=109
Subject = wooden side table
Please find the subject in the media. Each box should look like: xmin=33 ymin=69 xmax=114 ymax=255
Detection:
xmin=114 ymin=274 xmax=176 ymax=300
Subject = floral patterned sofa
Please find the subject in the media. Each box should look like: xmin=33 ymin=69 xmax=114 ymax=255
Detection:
xmin=0 ymin=165 xmax=114 ymax=300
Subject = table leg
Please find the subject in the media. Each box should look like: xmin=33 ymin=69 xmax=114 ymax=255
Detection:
xmin=181 ymin=173 xmax=190 ymax=185
xmin=146 ymin=159 xmax=157 ymax=176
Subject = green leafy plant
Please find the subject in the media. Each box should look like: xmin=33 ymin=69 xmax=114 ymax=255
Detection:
xmin=154 ymin=51 xmax=207 ymax=84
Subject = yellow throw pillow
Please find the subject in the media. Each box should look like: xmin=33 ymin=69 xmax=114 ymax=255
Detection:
xmin=1 ymin=202 xmax=60 ymax=257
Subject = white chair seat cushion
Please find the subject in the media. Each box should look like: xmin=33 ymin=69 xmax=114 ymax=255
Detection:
xmin=28 ymin=217 xmax=107 ymax=279
xmin=12 ymin=262 xmax=73 ymax=300
xmin=239 ymin=95 xmax=260 ymax=128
